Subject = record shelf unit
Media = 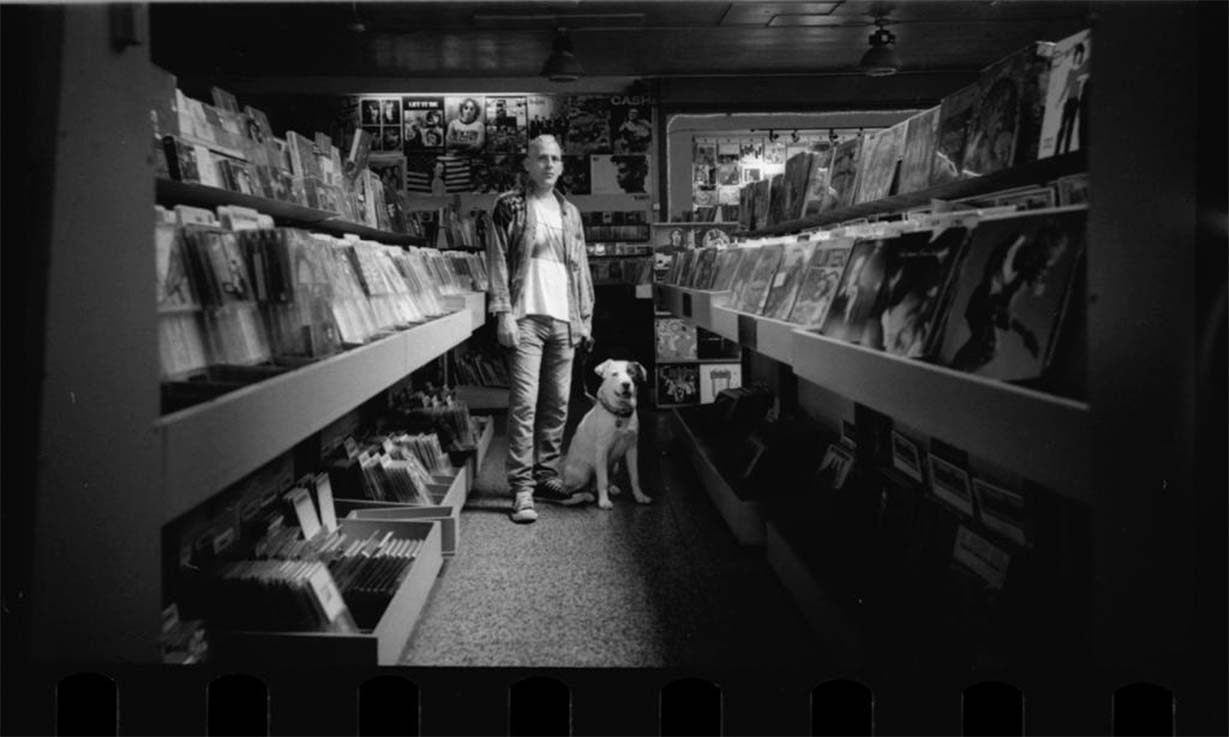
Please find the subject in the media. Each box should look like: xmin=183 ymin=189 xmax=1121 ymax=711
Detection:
xmin=656 ymin=4 xmax=1225 ymax=721
xmin=26 ymin=5 xmax=484 ymax=669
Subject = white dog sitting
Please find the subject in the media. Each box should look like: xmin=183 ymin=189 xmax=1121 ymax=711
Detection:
xmin=562 ymin=359 xmax=653 ymax=509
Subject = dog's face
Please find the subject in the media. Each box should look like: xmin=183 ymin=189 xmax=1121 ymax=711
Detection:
xmin=594 ymin=359 xmax=647 ymax=402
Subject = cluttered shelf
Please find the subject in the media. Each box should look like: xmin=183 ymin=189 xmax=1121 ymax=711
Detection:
xmin=159 ymin=308 xmax=474 ymax=524
xmin=736 ymin=151 xmax=1087 ymax=238
xmin=156 ymin=178 xmax=428 ymax=246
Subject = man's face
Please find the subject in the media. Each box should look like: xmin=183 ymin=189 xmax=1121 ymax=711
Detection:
xmin=460 ymin=100 xmax=479 ymax=123
xmin=525 ymin=138 xmax=562 ymax=191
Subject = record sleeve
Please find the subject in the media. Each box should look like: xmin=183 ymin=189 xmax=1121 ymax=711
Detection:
xmin=444 ymin=96 xmax=487 ymax=153
xmin=527 ymin=95 xmax=569 ymax=141
xmin=699 ymin=363 xmax=742 ymax=404
xmin=767 ymin=175 xmax=787 ymax=226
xmin=484 ymin=96 xmax=528 ymax=153
xmin=787 ymin=239 xmax=853 ymax=328
xmin=820 ymin=238 xmax=891 ymax=344
xmin=726 ymin=246 xmax=763 ymax=310
xmin=826 ymin=136 xmax=863 ymax=211
xmin=935 ymin=209 xmax=1086 ymax=381
xmin=855 ymin=122 xmax=906 ymax=204
xmin=564 ymin=95 xmax=613 ymax=154
xmin=782 ymin=152 xmax=815 ymax=222
xmin=931 ymin=83 xmax=980 ymax=186
xmin=735 ymin=243 xmax=785 ymax=315
xmin=1038 ymin=29 xmax=1091 ymax=158
xmin=561 ymin=155 xmax=591 ymax=195
xmin=899 ymin=107 xmax=942 ymax=194
xmin=961 ymin=42 xmax=1054 ymax=177
xmin=656 ymin=317 xmax=698 ymax=361
xmin=798 ymin=143 xmax=837 ymax=218
xmin=610 ymin=99 xmax=654 ymax=154
xmin=591 ymin=154 xmax=650 ymax=195
xmin=710 ymin=248 xmax=745 ymax=292
xmin=690 ymin=248 xmax=720 ymax=290
xmin=655 ymin=363 xmax=700 ymax=406
xmin=401 ymin=96 xmax=445 ymax=151
xmin=871 ymin=227 xmax=971 ymax=358
xmin=761 ymin=239 xmax=817 ymax=321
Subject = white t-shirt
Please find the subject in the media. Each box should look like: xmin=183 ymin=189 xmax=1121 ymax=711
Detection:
xmin=519 ymin=196 xmax=570 ymax=323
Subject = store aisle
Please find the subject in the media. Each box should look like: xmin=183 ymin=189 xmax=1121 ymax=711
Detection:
xmin=400 ymin=406 xmax=822 ymax=668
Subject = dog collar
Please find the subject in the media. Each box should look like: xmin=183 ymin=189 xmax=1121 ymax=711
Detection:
xmin=598 ymin=395 xmax=635 ymax=418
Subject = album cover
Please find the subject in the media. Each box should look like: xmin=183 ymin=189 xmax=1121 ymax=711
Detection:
xmin=995 ymin=186 xmax=1057 ymax=211
xmin=765 ymin=174 xmax=787 ymax=226
xmin=931 ymin=83 xmax=980 ymax=185
xmin=761 ymin=240 xmax=817 ymax=321
xmin=798 ymin=144 xmax=837 ymax=218
xmin=558 ymin=155 xmax=591 ymax=195
xmin=484 ymin=96 xmax=528 ymax=153
xmin=735 ymin=243 xmax=785 ymax=315
xmin=726 ymin=245 xmax=764 ymax=310
xmin=715 ymin=154 xmax=741 ymax=187
xmin=344 ymin=128 xmax=374 ymax=180
xmin=401 ymin=97 xmax=446 ymax=151
xmin=691 ymin=247 xmax=720 ymax=290
xmin=444 ymin=96 xmax=486 ymax=153
xmin=359 ymin=98 xmax=382 ymax=128
xmin=971 ymin=478 xmax=1033 ymax=548
xmin=867 ymin=227 xmax=972 ymax=358
xmin=782 ymin=152 xmax=815 ymax=222
xmin=752 ymin=178 xmax=773 ymax=227
xmin=820 ymin=238 xmax=891 ymax=344
xmin=815 ymin=442 xmax=855 ymax=492
xmin=591 ymin=154 xmax=650 ymax=195
xmin=928 ymin=453 xmax=975 ymax=517
xmin=656 ymin=317 xmax=698 ymax=361
xmin=855 ymin=122 xmax=906 ymax=204
xmin=610 ymin=100 xmax=654 ymax=154
xmin=935 ymin=209 xmax=1086 ymax=381
xmin=699 ymin=363 xmax=742 ymax=404
xmin=788 ymin=239 xmax=854 ymax=328
xmin=710 ymin=248 xmax=745 ymax=293
xmin=564 ymin=95 xmax=613 ymax=154
xmin=718 ymin=185 xmax=741 ymax=207
xmin=655 ymin=363 xmax=700 ymax=406
xmin=1054 ymin=173 xmax=1090 ymax=206
xmin=527 ymin=95 xmax=569 ymax=141
xmin=961 ymin=42 xmax=1054 ymax=177
xmin=1039 ymin=29 xmax=1092 ymax=158
xmin=890 ymin=430 xmax=925 ymax=483
xmin=156 ymin=217 xmax=199 ymax=313
xmin=826 ymin=136 xmax=863 ymax=211
xmin=899 ymin=107 xmax=942 ymax=194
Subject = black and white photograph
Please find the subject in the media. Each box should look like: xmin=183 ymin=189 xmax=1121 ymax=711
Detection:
xmin=8 ymin=3 xmax=1224 ymax=735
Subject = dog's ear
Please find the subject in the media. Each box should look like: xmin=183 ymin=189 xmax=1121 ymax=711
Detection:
xmin=594 ymin=359 xmax=612 ymax=378
xmin=629 ymin=361 xmax=647 ymax=384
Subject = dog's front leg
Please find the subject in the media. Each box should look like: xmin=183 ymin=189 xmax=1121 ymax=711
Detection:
xmin=626 ymin=444 xmax=652 ymax=504
xmin=595 ymin=444 xmax=613 ymax=510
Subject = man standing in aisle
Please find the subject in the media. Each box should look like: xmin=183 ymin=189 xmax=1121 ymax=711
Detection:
xmin=488 ymin=134 xmax=596 ymax=523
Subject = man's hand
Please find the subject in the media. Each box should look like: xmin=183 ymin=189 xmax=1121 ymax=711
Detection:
xmin=497 ymin=313 xmax=519 ymax=348
xmin=578 ymin=334 xmax=595 ymax=353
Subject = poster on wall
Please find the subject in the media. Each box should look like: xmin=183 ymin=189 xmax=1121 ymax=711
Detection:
xmin=401 ymin=97 xmax=445 ymax=151
xmin=444 ymin=96 xmax=487 ymax=153
xmin=561 ymin=155 xmax=591 ymax=195
xmin=610 ymin=97 xmax=654 ymax=153
xmin=471 ymin=153 xmax=525 ymax=194
xmin=369 ymin=156 xmax=407 ymax=194
xmin=484 ymin=96 xmax=528 ymax=153
xmin=699 ymin=363 xmax=742 ymax=403
xmin=564 ymin=96 xmax=613 ymax=154
xmin=405 ymin=153 xmax=472 ymax=194
xmin=655 ymin=363 xmax=700 ymax=407
xmin=591 ymin=154 xmax=651 ymax=195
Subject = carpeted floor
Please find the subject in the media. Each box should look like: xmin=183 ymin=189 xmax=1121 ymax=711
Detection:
xmin=399 ymin=394 xmax=822 ymax=668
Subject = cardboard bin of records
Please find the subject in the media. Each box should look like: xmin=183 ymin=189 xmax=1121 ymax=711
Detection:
xmin=210 ymin=517 xmax=444 ymax=667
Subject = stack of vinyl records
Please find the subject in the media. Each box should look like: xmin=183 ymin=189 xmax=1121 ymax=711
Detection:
xmin=203 ymin=559 xmax=360 ymax=634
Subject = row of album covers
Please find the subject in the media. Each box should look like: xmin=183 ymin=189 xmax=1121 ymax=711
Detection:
xmin=654 ymin=319 xmax=744 ymax=408
xmin=163 ymin=389 xmax=484 ymax=663
xmin=695 ymin=28 xmax=1090 ymax=227
xmin=685 ymin=385 xmax=1078 ymax=659
xmin=661 ymin=206 xmax=1087 ymax=391
xmin=154 ymin=72 xmax=426 ymax=238
xmin=155 ymin=201 xmax=488 ymax=391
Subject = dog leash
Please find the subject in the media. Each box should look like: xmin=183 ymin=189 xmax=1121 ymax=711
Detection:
xmin=577 ymin=336 xmax=598 ymax=404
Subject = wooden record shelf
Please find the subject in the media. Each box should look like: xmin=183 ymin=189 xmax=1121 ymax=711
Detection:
xmin=158 ymin=309 xmax=472 ymax=523
xmin=738 ymin=151 xmax=1087 ymax=238
xmin=155 ymin=178 xmax=428 ymax=246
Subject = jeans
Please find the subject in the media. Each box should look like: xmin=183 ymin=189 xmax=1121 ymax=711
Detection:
xmin=505 ymin=315 xmax=574 ymax=494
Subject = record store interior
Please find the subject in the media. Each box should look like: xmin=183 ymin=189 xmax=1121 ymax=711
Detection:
xmin=2 ymin=1 xmax=1225 ymax=735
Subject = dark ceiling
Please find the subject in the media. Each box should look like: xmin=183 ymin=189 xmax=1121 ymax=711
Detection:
xmin=150 ymin=1 xmax=1090 ymax=80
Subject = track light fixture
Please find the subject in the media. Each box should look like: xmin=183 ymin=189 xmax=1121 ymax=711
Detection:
xmin=859 ymin=15 xmax=902 ymax=77
xmin=541 ymin=28 xmax=585 ymax=82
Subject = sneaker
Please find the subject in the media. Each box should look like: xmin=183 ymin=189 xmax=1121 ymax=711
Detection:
xmin=510 ymin=490 xmax=538 ymax=523
xmin=534 ymin=477 xmax=595 ymax=506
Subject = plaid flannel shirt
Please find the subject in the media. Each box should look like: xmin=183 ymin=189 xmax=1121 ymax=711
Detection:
xmin=486 ymin=185 xmax=594 ymax=346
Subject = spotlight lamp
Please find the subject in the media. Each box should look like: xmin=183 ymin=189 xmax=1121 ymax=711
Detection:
xmin=859 ymin=15 xmax=902 ymax=77
xmin=542 ymin=28 xmax=585 ymax=82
